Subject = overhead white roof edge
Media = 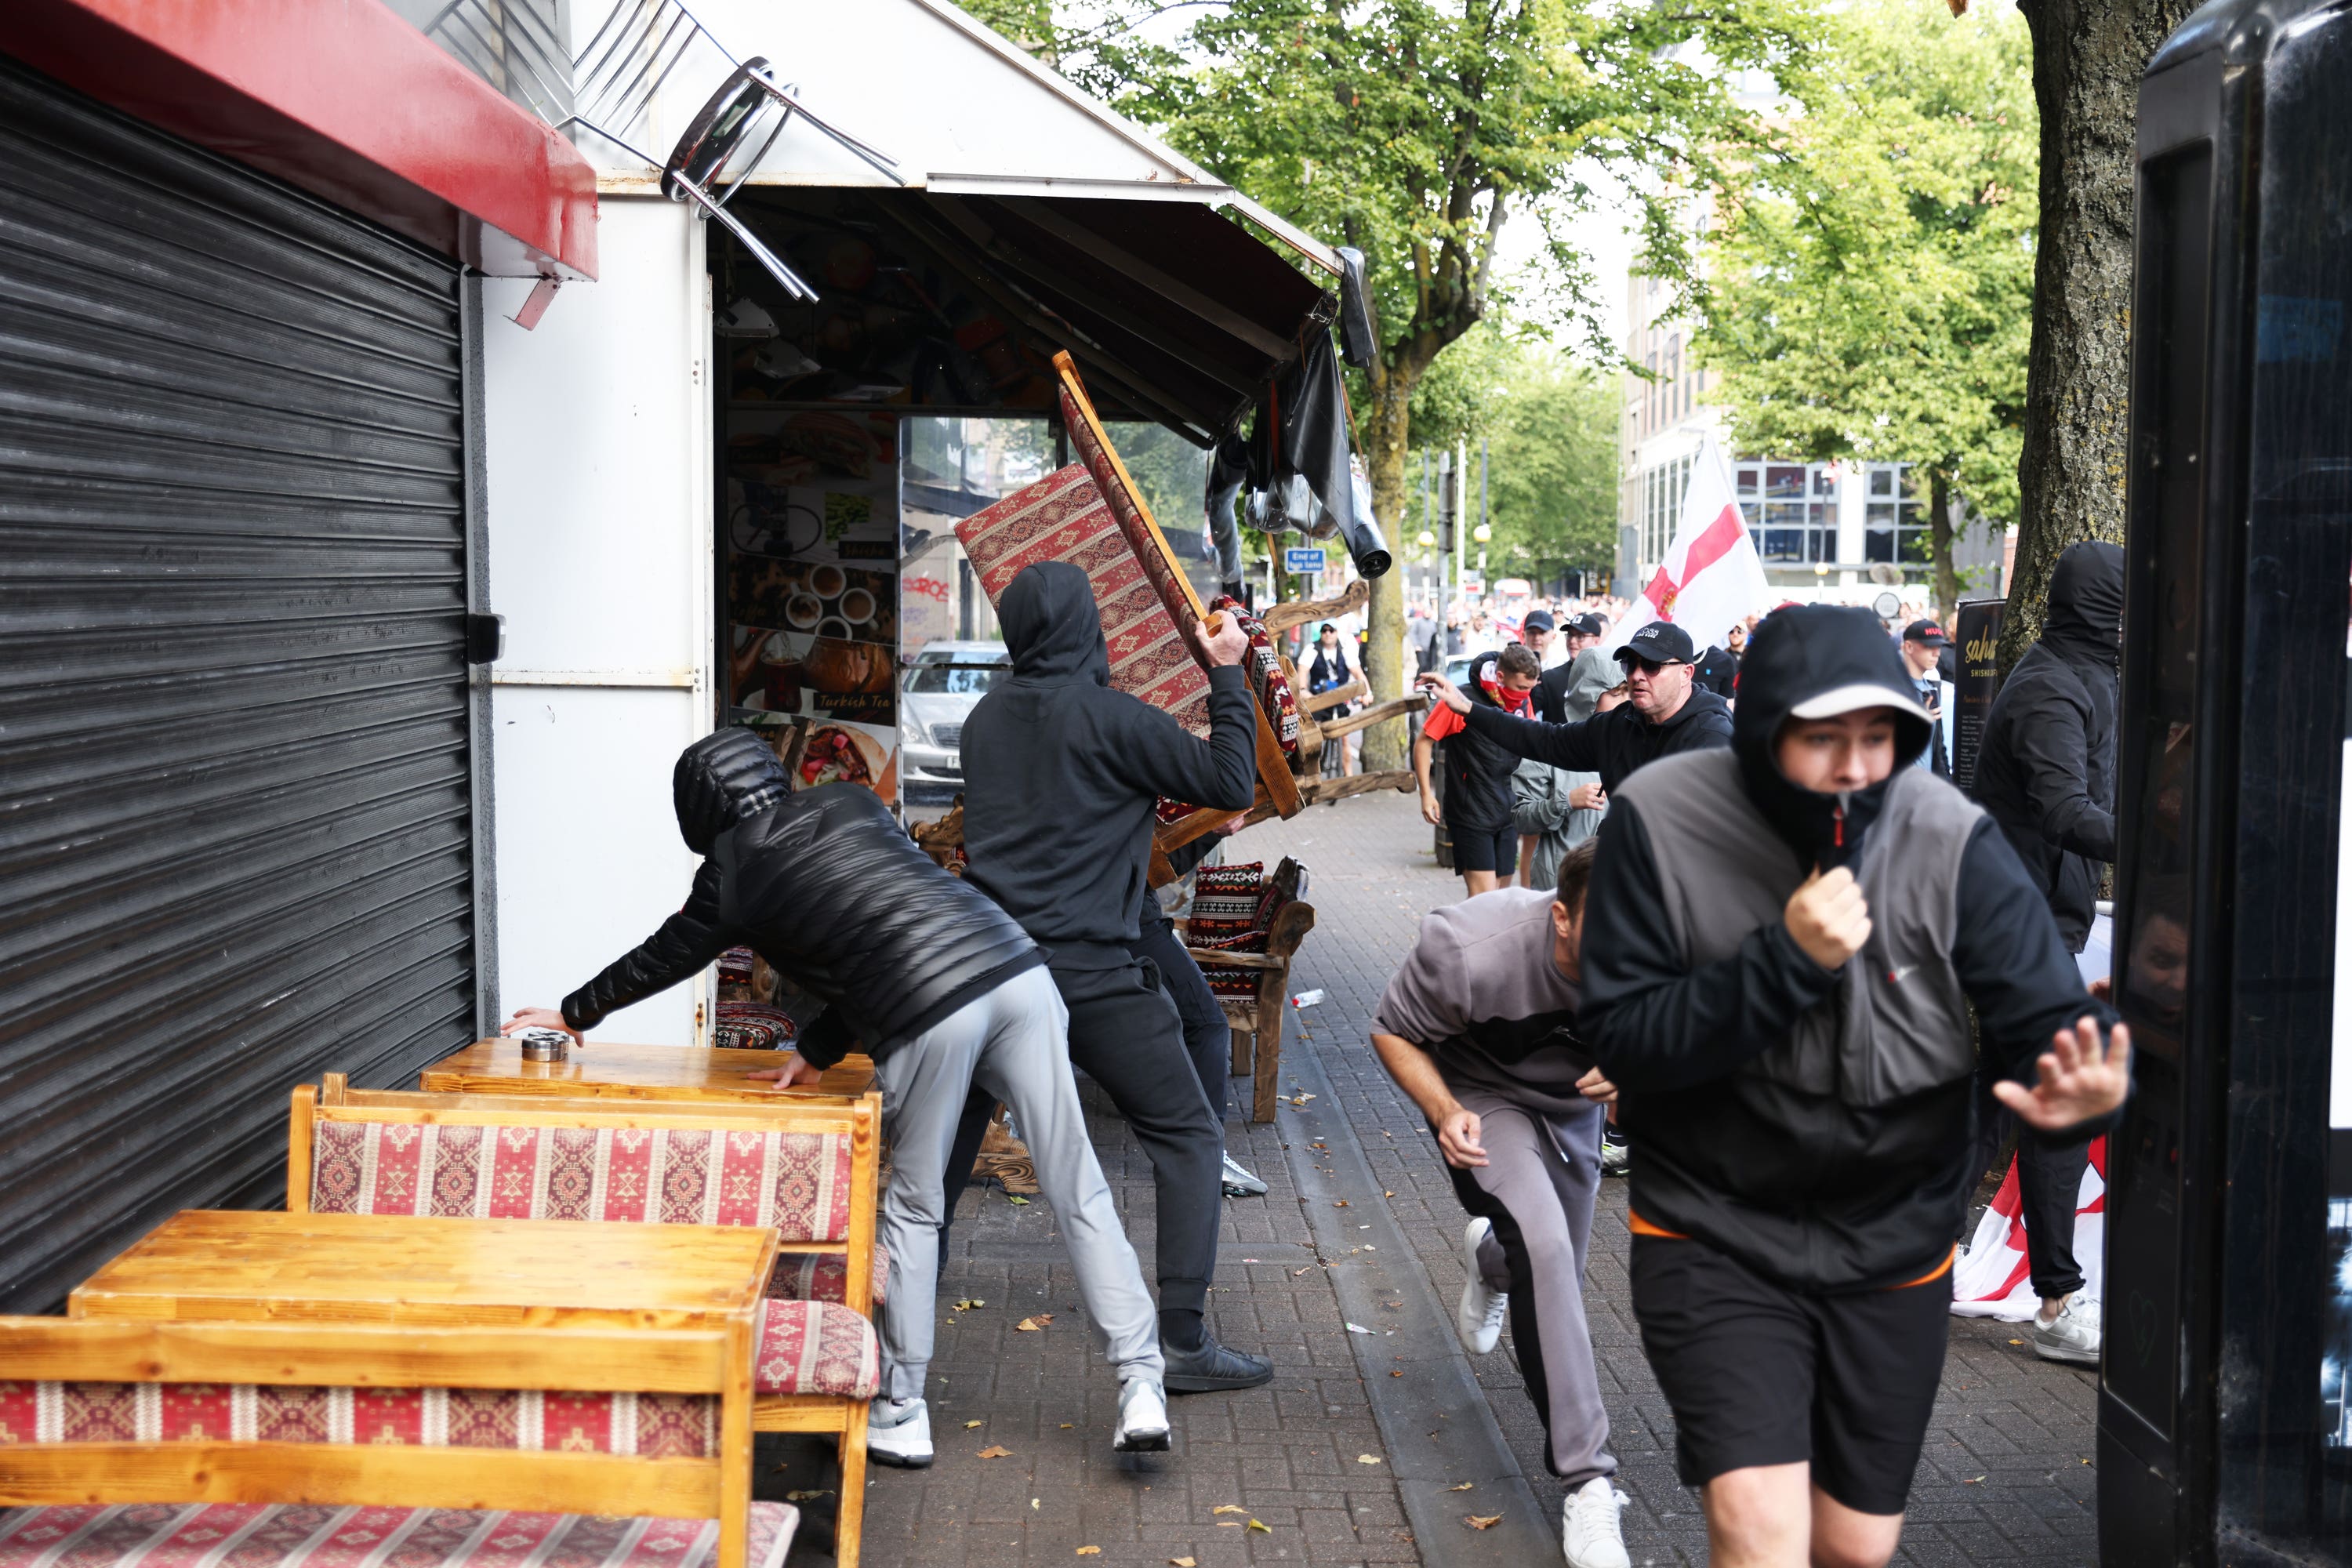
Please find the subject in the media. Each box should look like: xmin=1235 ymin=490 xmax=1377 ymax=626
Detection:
xmin=902 ymin=0 xmax=1340 ymax=275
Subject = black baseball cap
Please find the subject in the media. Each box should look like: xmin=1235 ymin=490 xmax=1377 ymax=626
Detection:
xmin=1901 ymin=619 xmax=1950 ymax=646
xmin=1566 ymin=612 xmax=1607 ymax=638
xmin=1616 ymin=620 xmax=1696 ymax=666
xmin=1521 ymin=609 xmax=1556 ymax=633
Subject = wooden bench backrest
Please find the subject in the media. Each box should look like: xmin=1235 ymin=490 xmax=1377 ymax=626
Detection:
xmin=289 ymin=1079 xmax=880 ymax=1317
xmin=0 ymin=1316 xmax=754 ymax=1568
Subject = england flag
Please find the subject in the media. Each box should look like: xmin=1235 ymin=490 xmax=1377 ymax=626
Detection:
xmin=1608 ymin=433 xmax=1773 ymax=653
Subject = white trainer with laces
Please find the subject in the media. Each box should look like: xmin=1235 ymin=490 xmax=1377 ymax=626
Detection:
xmin=1220 ymin=1152 xmax=1269 ymax=1197
xmin=1455 ymin=1218 xmax=1509 ymax=1355
xmin=1562 ymin=1477 xmax=1631 ymax=1568
xmin=866 ymin=1396 xmax=932 ymax=1468
xmin=2031 ymin=1294 xmax=2102 ymax=1367
xmin=1112 ymin=1377 xmax=1171 ymax=1452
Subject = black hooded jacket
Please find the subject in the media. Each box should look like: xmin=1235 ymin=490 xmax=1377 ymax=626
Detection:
xmin=1433 ymin=650 xmax=1530 ymax=833
xmin=1463 ymin=669 xmax=1733 ymax=795
xmin=960 ymin=562 xmax=1256 ymax=965
xmin=1579 ymin=605 xmax=2117 ymax=1290
xmin=1972 ymin=542 xmax=2123 ymax=951
xmin=561 ymin=728 xmax=1040 ymax=1065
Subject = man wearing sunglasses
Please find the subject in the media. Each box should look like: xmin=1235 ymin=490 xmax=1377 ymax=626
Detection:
xmin=1419 ymin=620 xmax=1733 ymax=797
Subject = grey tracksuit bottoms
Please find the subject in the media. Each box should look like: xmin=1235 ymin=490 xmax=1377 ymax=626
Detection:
xmin=1441 ymin=1094 xmax=1617 ymax=1489
xmin=873 ymin=964 xmax=1163 ymax=1401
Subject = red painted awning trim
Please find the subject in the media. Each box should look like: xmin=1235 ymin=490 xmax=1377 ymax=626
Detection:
xmin=2 ymin=0 xmax=598 ymax=280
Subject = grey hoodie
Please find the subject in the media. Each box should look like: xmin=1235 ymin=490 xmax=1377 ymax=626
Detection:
xmin=960 ymin=561 xmax=1257 ymax=965
xmin=1512 ymin=648 xmax=1615 ymax=887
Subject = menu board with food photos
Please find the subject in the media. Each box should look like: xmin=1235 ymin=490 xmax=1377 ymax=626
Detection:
xmin=724 ymin=409 xmax=900 ymax=801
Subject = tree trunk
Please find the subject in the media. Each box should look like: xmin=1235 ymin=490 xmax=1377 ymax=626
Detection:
xmin=1929 ymin=466 xmax=1960 ymax=630
xmin=2004 ymin=0 xmax=2198 ymax=668
xmin=1359 ymin=369 xmax=1417 ymax=771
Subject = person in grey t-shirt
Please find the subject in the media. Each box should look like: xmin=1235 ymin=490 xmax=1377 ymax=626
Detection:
xmin=1370 ymin=843 xmax=1628 ymax=1568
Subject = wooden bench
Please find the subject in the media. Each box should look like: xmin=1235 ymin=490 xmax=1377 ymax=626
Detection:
xmin=289 ymin=1077 xmax=882 ymax=1568
xmin=0 ymin=1315 xmax=786 ymax=1568
xmin=1179 ymin=856 xmax=1316 ymax=1122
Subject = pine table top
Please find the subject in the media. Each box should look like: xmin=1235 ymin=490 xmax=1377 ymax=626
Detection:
xmin=418 ymin=1039 xmax=876 ymax=1102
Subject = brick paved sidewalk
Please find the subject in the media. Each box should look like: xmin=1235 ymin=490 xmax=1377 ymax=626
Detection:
xmin=770 ymin=789 xmax=2100 ymax=1567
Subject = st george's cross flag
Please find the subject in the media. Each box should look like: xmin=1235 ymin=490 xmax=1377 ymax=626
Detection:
xmin=1606 ymin=434 xmax=1773 ymax=655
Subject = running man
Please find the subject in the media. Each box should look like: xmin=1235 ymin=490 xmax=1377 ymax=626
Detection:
xmin=1579 ymin=605 xmax=2129 ymax=1568
xmin=503 ymin=729 xmax=1172 ymax=1468
xmin=1370 ymin=843 xmax=1629 ymax=1568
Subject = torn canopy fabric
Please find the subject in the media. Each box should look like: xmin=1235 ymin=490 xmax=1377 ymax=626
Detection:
xmin=1205 ymin=330 xmax=1391 ymax=590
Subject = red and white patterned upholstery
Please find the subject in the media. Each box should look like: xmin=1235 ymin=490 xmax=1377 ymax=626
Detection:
xmin=1189 ymin=862 xmax=1276 ymax=997
xmin=0 ymin=1501 xmax=797 ymax=1568
xmin=956 ymin=465 xmax=1212 ymax=737
xmin=0 ymin=1381 xmax=716 ymax=1456
xmin=1210 ymin=596 xmax=1299 ymax=757
xmin=766 ymin=1245 xmax=887 ymax=1306
xmin=309 ymin=1121 xmax=853 ymax=1244
xmin=753 ymin=1299 xmax=879 ymax=1400
xmin=713 ymin=1001 xmax=797 ymax=1051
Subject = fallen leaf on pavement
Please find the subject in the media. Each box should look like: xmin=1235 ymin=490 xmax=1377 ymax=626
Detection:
xmin=784 ymin=1490 xmax=833 ymax=1502
xmin=977 ymin=1445 xmax=1013 ymax=1459
xmin=1293 ymin=1267 xmax=1311 ymax=1276
xmin=1333 ymin=1200 xmax=1349 ymax=1207
xmin=1171 ymin=1559 xmax=1197 ymax=1566
xmin=1247 ymin=1519 xmax=1271 ymax=1534
xmin=1446 ymin=1483 xmax=1474 ymax=1492
xmin=1006 ymin=1195 xmax=1030 ymax=1205
xmin=1015 ymin=1317 xmax=1044 ymax=1331
xmin=1076 ymin=1548 xmax=1100 ymax=1557
xmin=1060 ymin=1423 xmax=1073 ymax=1429
xmin=1031 ymin=1500 xmax=1040 ymax=1510
xmin=1390 ymin=1370 xmax=1403 ymax=1377
xmin=1963 ymin=1475 xmax=1984 ymax=1484
xmin=1212 ymin=1505 xmax=1248 ymax=1516
xmin=1357 ymin=1454 xmax=1382 ymax=1465
xmin=1467 ymin=1513 xmax=1504 ymax=1530
xmin=964 ymin=1420 xmax=985 ymax=1429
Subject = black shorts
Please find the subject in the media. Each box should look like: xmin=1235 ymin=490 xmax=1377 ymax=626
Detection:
xmin=1629 ymin=1232 xmax=1952 ymax=1515
xmin=1450 ymin=820 xmax=1516 ymax=874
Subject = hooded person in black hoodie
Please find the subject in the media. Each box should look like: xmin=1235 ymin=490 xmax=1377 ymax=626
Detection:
xmin=502 ymin=728 xmax=1174 ymax=1472
xmin=953 ymin=561 xmax=1275 ymax=1394
xmin=1966 ymin=539 xmax=2125 ymax=1367
xmin=1575 ymin=605 xmax=2131 ymax=1568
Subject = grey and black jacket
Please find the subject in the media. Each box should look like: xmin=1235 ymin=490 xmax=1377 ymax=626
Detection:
xmin=1581 ymin=605 xmax=2118 ymax=1292
xmin=1465 ymin=673 xmax=1732 ymax=796
xmin=563 ymin=729 xmax=1041 ymax=1067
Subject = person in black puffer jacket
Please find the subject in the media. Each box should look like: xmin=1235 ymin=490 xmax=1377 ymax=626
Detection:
xmin=503 ymin=728 xmax=1172 ymax=1469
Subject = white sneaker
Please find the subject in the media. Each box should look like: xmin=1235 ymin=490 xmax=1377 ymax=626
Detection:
xmin=1112 ymin=1377 xmax=1171 ymax=1453
xmin=866 ymin=1396 xmax=932 ymax=1468
xmin=1456 ymin=1218 xmax=1509 ymax=1355
xmin=1220 ymin=1152 xmax=1268 ymax=1197
xmin=2031 ymin=1294 xmax=2102 ymax=1367
xmin=1599 ymin=1126 xmax=1630 ymax=1176
xmin=1562 ymin=1477 xmax=1631 ymax=1568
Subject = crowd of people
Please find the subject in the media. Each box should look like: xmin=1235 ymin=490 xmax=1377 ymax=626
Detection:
xmin=497 ymin=549 xmax=2131 ymax=1568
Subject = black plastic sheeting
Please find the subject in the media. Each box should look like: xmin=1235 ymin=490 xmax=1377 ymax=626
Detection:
xmin=0 ymin=59 xmax=480 ymax=1309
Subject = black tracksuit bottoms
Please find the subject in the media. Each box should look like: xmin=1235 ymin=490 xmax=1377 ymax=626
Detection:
xmin=1971 ymin=1069 xmax=2091 ymax=1300
xmin=943 ymin=953 xmax=1225 ymax=1316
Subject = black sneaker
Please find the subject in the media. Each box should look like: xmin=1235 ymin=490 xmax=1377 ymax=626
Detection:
xmin=1162 ymin=1333 xmax=1276 ymax=1393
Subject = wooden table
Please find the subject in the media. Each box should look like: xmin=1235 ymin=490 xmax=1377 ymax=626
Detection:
xmin=70 ymin=1210 xmax=779 ymax=1330
xmin=418 ymin=1037 xmax=876 ymax=1103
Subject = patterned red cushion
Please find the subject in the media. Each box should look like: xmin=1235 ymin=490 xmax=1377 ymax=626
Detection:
xmin=753 ymin=1299 xmax=880 ymax=1399
xmin=713 ymin=1001 xmax=797 ymax=1051
xmin=956 ymin=463 xmax=1211 ymax=735
xmin=1187 ymin=862 xmax=1265 ymax=945
xmin=1192 ymin=927 xmax=1274 ymax=998
xmin=0 ymin=1381 xmax=715 ymax=1456
xmin=310 ymin=1122 xmax=853 ymax=1243
xmin=0 ymin=1501 xmax=797 ymax=1568
xmin=765 ymin=1245 xmax=888 ymax=1305
xmin=1211 ymin=595 xmax=1299 ymax=757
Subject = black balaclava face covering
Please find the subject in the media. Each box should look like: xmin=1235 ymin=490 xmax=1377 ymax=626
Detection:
xmin=1731 ymin=606 xmax=1933 ymax=872
xmin=673 ymin=727 xmax=789 ymax=856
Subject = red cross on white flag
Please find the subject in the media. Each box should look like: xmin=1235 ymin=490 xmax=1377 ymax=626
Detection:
xmin=1606 ymin=434 xmax=1773 ymax=655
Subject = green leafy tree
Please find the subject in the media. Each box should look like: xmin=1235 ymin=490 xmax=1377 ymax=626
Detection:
xmin=1697 ymin=0 xmax=2034 ymax=626
xmin=969 ymin=0 xmax=1820 ymax=768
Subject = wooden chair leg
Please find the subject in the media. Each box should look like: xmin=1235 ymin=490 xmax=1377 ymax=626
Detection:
xmin=835 ymin=1414 xmax=868 ymax=1568
xmin=1250 ymin=969 xmax=1286 ymax=1123
xmin=1229 ymin=1018 xmax=1250 ymax=1077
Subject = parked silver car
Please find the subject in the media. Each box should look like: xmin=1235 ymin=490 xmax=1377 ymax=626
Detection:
xmin=899 ymin=640 xmax=1009 ymax=803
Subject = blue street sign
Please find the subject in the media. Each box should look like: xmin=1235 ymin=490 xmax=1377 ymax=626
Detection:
xmin=1283 ymin=546 xmax=1327 ymax=575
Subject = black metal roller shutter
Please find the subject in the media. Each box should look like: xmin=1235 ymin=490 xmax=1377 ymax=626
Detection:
xmin=0 ymin=59 xmax=479 ymax=1309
